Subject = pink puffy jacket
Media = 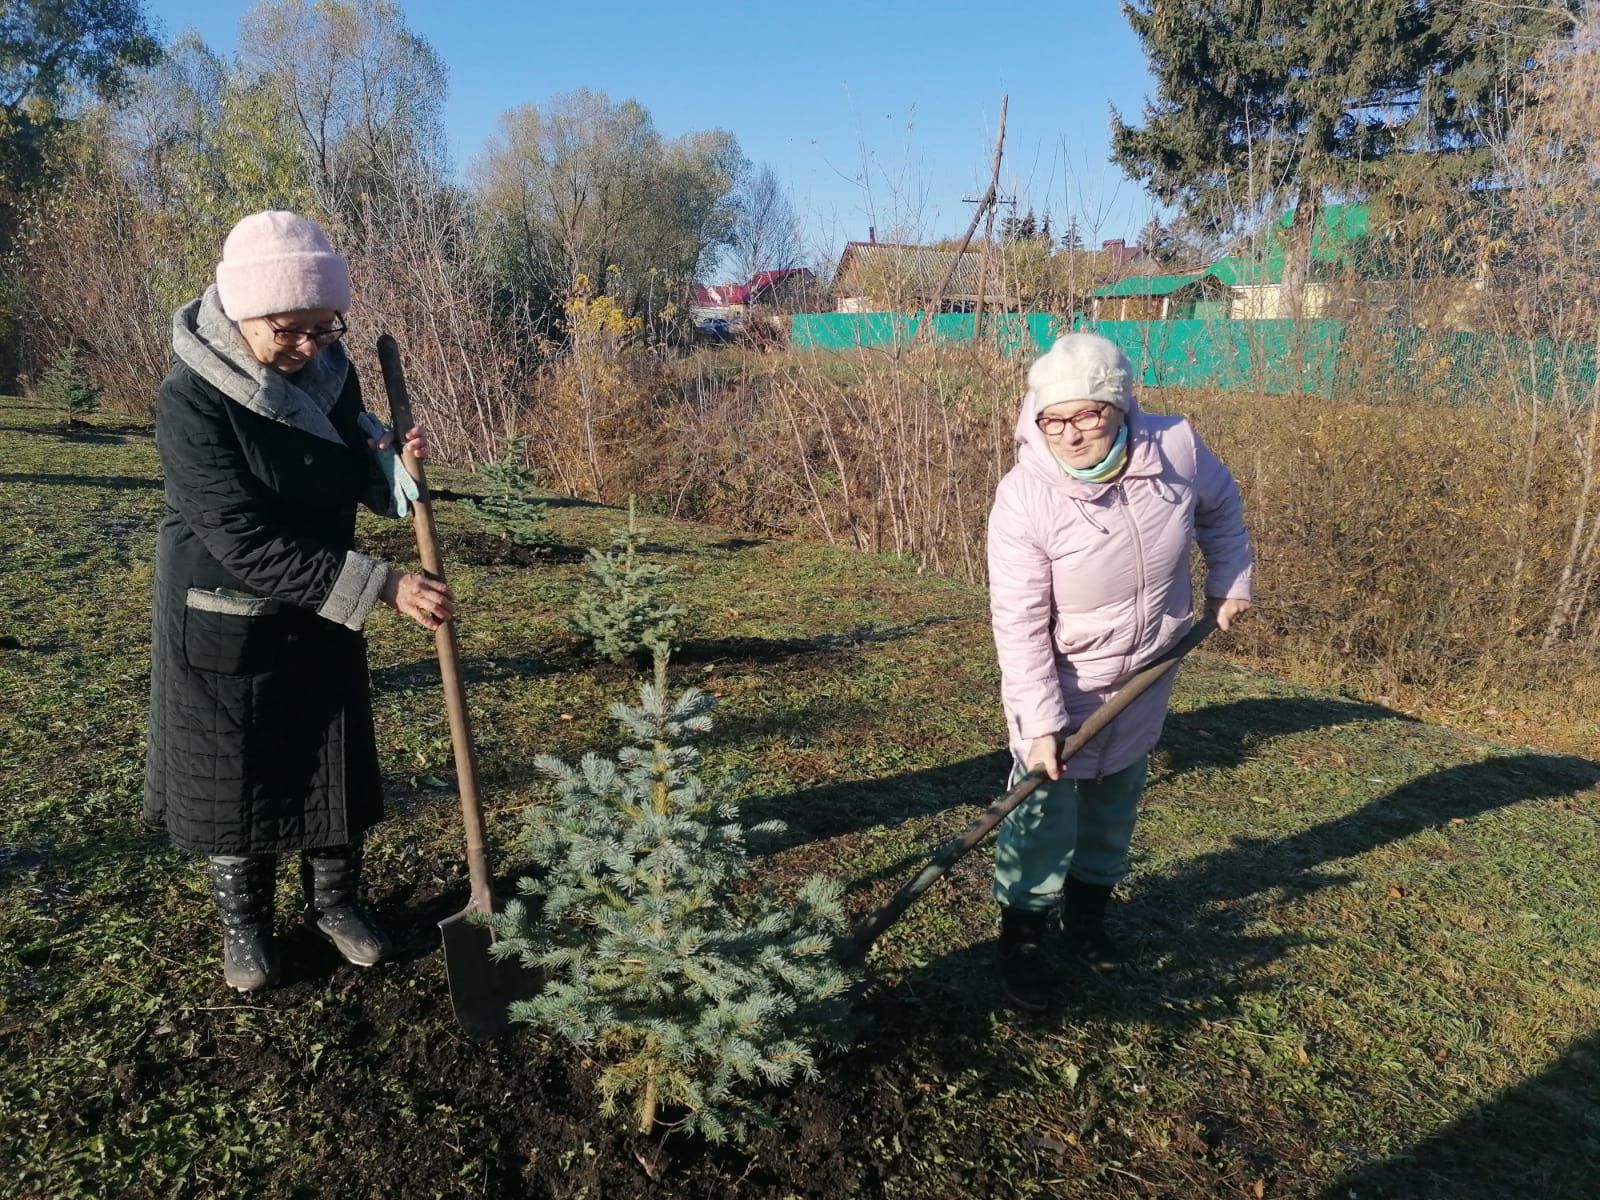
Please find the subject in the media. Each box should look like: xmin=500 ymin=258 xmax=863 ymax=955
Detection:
xmin=986 ymin=395 xmax=1253 ymax=778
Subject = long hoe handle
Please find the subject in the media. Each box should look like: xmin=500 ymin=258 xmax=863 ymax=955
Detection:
xmin=845 ymin=613 xmax=1218 ymax=959
xmin=376 ymin=334 xmax=495 ymax=918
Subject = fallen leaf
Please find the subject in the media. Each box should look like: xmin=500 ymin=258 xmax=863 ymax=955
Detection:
xmin=559 ymin=713 xmax=574 ymax=721
xmin=1388 ymin=885 xmax=1406 ymax=899
xmin=1253 ymin=1179 xmax=1266 ymax=1198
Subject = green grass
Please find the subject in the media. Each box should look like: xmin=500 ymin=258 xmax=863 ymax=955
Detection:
xmin=1 ymin=393 xmax=1596 ymax=1198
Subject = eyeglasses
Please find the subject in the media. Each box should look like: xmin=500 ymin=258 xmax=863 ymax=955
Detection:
xmin=1035 ymin=404 xmax=1111 ymax=436
xmin=263 ymin=315 xmax=348 ymax=347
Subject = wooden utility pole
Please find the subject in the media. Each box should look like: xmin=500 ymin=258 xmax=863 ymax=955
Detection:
xmin=912 ymin=94 xmax=1008 ymax=347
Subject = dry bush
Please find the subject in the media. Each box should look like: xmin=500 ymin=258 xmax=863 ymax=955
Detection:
xmin=583 ymin=345 xmax=1025 ymax=578
xmin=18 ymin=125 xmax=204 ymax=416
xmin=518 ymin=278 xmax=664 ymax=501
xmin=338 ymin=184 xmax=528 ymax=465
xmin=1153 ymin=387 xmax=1599 ymax=747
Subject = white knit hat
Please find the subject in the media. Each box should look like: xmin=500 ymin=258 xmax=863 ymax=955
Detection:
xmin=1027 ymin=332 xmax=1134 ymax=415
xmin=214 ymin=211 xmax=351 ymax=321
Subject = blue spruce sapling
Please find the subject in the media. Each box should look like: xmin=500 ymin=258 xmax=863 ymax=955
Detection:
xmin=569 ymin=497 xmax=686 ymax=664
xmin=467 ymin=435 xmax=553 ymax=549
xmin=490 ymin=655 xmax=853 ymax=1141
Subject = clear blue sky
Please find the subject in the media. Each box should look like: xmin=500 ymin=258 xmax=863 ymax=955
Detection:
xmin=142 ymin=0 xmax=1167 ymax=281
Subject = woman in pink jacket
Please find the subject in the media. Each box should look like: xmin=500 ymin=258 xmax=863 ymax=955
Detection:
xmin=986 ymin=332 xmax=1253 ymax=1012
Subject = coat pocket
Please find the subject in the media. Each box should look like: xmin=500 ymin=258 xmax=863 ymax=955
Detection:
xmin=183 ymin=588 xmax=284 ymax=675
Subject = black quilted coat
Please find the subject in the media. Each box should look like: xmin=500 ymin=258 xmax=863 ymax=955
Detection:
xmin=143 ymin=289 xmax=400 ymax=855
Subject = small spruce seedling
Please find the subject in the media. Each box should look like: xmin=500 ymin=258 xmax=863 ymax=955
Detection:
xmin=38 ymin=346 xmax=100 ymax=426
xmin=467 ymin=435 xmax=552 ymax=548
xmin=569 ymin=497 xmax=685 ymax=664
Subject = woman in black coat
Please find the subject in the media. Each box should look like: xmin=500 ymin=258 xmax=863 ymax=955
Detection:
xmin=144 ymin=210 xmax=454 ymax=991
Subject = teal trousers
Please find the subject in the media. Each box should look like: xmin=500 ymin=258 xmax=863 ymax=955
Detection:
xmin=992 ymin=755 xmax=1148 ymax=913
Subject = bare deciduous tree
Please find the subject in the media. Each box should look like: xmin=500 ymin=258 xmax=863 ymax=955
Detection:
xmin=729 ymin=162 xmax=802 ymax=282
xmin=238 ymin=0 xmax=447 ymax=219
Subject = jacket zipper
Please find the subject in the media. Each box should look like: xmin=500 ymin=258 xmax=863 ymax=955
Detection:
xmin=1116 ymin=480 xmax=1147 ymax=690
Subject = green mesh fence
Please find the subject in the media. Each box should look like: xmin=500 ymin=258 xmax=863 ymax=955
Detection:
xmin=789 ymin=312 xmax=1596 ymax=406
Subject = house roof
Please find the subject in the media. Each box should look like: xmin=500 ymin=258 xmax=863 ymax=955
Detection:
xmin=1092 ymin=271 xmax=1209 ymax=298
xmin=692 ymin=269 xmax=814 ymax=308
xmin=1208 ymin=202 xmax=1372 ymax=286
xmin=833 ymin=241 xmax=990 ymax=300
xmin=747 ymin=268 xmax=810 ymax=294
xmin=1095 ymin=202 xmax=1379 ymax=297
xmin=691 ymin=283 xmax=749 ymax=307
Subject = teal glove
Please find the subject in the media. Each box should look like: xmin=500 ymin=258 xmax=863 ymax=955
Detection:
xmin=357 ymin=412 xmax=421 ymax=518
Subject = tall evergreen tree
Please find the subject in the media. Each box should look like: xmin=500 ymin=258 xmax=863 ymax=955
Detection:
xmin=490 ymin=659 xmax=853 ymax=1141
xmin=1111 ymin=1 xmax=1584 ymax=309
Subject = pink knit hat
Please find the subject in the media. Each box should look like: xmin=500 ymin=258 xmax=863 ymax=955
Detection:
xmin=215 ymin=211 xmax=351 ymax=321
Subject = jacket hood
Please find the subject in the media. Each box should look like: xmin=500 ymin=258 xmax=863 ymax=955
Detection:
xmin=171 ymin=284 xmax=351 ymax=446
xmin=1011 ymin=381 xmax=1163 ymax=499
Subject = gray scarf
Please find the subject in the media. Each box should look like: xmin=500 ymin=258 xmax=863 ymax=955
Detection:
xmin=171 ymin=285 xmax=351 ymax=447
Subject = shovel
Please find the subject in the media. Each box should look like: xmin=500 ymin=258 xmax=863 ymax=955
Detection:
xmin=376 ymin=334 xmax=540 ymax=1040
xmin=845 ymin=612 xmax=1218 ymax=961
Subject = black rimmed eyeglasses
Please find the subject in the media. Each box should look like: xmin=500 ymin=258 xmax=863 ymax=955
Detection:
xmin=263 ymin=315 xmax=349 ymax=347
xmin=1034 ymin=404 xmax=1111 ymax=436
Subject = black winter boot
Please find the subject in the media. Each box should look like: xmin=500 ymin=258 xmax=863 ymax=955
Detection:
xmin=208 ymin=854 xmax=281 ymax=992
xmin=1063 ymin=876 xmax=1124 ymax=971
xmin=998 ymin=906 xmax=1054 ymax=1013
xmin=301 ymin=845 xmax=390 ymax=967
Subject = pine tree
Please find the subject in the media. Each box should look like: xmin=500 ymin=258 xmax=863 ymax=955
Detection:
xmin=37 ymin=346 xmax=100 ymax=425
xmin=490 ymin=655 xmax=854 ymax=1142
xmin=569 ymin=497 xmax=685 ymax=664
xmin=467 ymin=435 xmax=552 ymax=548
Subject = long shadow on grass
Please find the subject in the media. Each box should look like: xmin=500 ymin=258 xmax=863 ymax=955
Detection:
xmin=853 ymin=751 xmax=1599 ymax=1078
xmin=743 ymin=749 xmax=1013 ymax=853
xmin=369 ymin=619 xmax=956 ymax=700
xmin=0 ymin=471 xmax=160 ymax=490
xmin=760 ymin=693 xmax=1403 ymax=859
xmin=1320 ymin=1028 xmax=1600 ymax=1200
xmin=675 ymin=616 xmax=964 ymax=667
xmin=1161 ymin=694 xmax=1408 ymax=778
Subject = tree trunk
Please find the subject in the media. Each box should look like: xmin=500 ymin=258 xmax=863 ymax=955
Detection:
xmin=639 ymin=1075 xmax=658 ymax=1134
xmin=1541 ymin=364 xmax=1600 ymax=649
xmin=1281 ymin=182 xmax=1318 ymax=319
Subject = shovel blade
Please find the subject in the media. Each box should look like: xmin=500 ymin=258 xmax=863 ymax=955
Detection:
xmin=439 ymin=908 xmax=542 ymax=1041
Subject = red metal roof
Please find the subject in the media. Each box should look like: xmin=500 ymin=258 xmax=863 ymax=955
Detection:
xmin=692 ymin=283 xmax=749 ymax=306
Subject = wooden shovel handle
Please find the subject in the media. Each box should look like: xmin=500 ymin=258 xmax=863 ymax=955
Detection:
xmin=376 ymin=334 xmax=495 ymax=916
xmin=845 ymin=612 xmax=1218 ymax=958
